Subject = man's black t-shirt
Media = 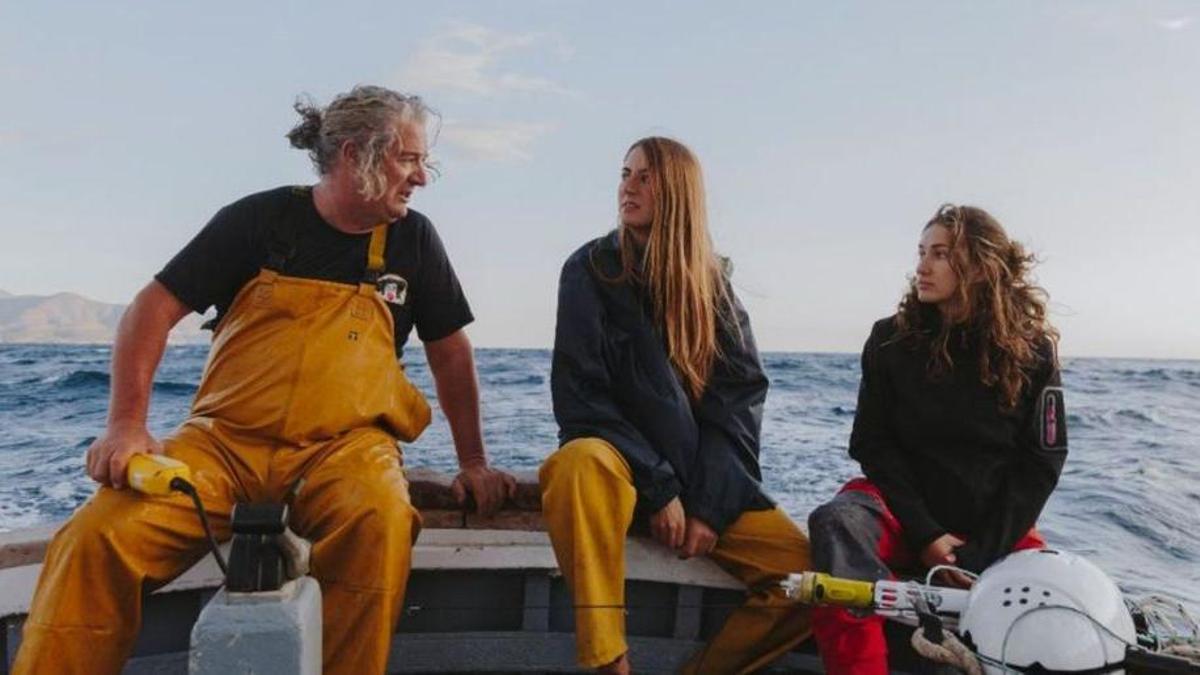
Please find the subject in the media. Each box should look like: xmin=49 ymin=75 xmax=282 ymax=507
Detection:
xmin=155 ymin=186 xmax=473 ymax=357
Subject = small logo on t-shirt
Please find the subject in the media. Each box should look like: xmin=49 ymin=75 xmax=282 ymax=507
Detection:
xmin=376 ymin=274 xmax=408 ymax=306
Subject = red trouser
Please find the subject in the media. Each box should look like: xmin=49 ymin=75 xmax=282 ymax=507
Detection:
xmin=808 ymin=478 xmax=1044 ymax=675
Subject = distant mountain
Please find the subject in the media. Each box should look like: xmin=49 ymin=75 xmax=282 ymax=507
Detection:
xmin=0 ymin=290 xmax=209 ymax=344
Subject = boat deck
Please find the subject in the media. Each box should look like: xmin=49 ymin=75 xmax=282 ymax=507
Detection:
xmin=0 ymin=469 xmax=933 ymax=674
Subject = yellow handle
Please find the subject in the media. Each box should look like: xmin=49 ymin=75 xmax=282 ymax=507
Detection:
xmin=793 ymin=572 xmax=876 ymax=608
xmin=127 ymin=454 xmax=191 ymax=496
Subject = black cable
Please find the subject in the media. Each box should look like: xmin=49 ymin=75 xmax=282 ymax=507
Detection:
xmin=169 ymin=477 xmax=229 ymax=577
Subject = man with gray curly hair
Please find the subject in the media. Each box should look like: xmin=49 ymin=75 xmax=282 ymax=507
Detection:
xmin=14 ymin=84 xmax=516 ymax=675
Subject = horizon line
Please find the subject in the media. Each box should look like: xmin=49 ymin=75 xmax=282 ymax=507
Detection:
xmin=0 ymin=341 xmax=1196 ymax=364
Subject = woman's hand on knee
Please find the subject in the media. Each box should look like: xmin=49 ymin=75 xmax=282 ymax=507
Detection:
xmin=650 ymin=497 xmax=686 ymax=550
xmin=679 ymin=516 xmax=717 ymax=559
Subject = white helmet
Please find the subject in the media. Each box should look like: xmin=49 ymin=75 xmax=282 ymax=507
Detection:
xmin=959 ymin=549 xmax=1136 ymax=674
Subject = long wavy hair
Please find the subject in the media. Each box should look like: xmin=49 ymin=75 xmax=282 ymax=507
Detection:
xmin=605 ymin=137 xmax=733 ymax=401
xmin=896 ymin=204 xmax=1058 ymax=409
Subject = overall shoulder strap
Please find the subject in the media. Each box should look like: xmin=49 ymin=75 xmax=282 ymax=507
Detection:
xmin=363 ymin=223 xmax=388 ymax=284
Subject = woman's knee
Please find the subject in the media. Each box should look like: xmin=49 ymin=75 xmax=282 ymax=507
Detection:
xmin=539 ymin=437 xmax=626 ymax=489
xmin=808 ymin=498 xmax=881 ymax=547
xmin=807 ymin=497 xmax=889 ymax=575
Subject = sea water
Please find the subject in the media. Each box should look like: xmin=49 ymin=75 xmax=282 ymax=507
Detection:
xmin=1 ymin=344 xmax=1197 ymax=612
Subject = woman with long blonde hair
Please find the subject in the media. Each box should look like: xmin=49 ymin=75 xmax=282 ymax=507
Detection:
xmin=807 ymin=204 xmax=1068 ymax=674
xmin=539 ymin=137 xmax=812 ymax=674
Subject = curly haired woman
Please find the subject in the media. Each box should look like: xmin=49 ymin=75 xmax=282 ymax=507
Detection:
xmin=807 ymin=204 xmax=1069 ymax=674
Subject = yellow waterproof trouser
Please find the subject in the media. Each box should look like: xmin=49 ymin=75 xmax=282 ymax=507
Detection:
xmin=540 ymin=437 xmax=813 ymax=674
xmin=16 ymin=224 xmax=431 ymax=675
xmin=14 ymin=424 xmax=419 ymax=675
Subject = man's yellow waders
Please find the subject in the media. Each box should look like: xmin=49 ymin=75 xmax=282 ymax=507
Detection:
xmin=15 ymin=225 xmax=431 ymax=675
xmin=540 ymin=437 xmax=813 ymax=674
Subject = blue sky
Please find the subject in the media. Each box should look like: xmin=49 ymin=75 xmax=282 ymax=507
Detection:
xmin=2 ymin=1 xmax=1197 ymax=358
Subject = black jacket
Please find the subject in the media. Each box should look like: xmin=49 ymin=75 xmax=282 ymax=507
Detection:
xmin=551 ymin=231 xmax=774 ymax=533
xmin=849 ymin=315 xmax=1068 ymax=572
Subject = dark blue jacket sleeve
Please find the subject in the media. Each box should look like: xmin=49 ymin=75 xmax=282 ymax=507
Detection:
xmin=551 ymin=255 xmax=682 ymax=513
xmin=849 ymin=321 xmax=947 ymax=551
xmin=954 ymin=342 xmax=1068 ymax=572
xmin=685 ymin=288 xmax=773 ymax=534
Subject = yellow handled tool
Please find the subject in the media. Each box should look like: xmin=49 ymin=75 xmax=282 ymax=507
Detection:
xmin=782 ymin=571 xmax=972 ymax=632
xmin=783 ymin=571 xmax=876 ymax=608
xmin=127 ymin=453 xmax=192 ymax=496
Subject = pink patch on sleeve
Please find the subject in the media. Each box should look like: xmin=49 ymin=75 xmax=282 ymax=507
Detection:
xmin=1044 ymin=393 xmax=1058 ymax=447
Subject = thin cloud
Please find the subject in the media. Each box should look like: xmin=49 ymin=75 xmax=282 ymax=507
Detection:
xmin=1155 ymin=16 xmax=1193 ymax=31
xmin=0 ymin=64 xmax=28 ymax=79
xmin=400 ymin=23 xmax=572 ymax=97
xmin=439 ymin=121 xmax=552 ymax=162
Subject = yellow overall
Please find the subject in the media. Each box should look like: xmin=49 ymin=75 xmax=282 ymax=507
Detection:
xmin=540 ymin=437 xmax=813 ymax=674
xmin=15 ymin=225 xmax=431 ymax=675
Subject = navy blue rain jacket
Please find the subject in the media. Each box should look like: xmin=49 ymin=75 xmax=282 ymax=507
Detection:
xmin=551 ymin=231 xmax=774 ymax=533
xmin=849 ymin=315 xmax=1068 ymax=572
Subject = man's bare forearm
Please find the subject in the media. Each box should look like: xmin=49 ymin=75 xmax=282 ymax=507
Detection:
xmin=424 ymin=329 xmax=487 ymax=468
xmin=107 ymin=281 xmax=192 ymax=428
xmin=424 ymin=329 xmax=517 ymax=516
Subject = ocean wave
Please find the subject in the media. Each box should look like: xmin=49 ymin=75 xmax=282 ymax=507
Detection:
xmin=1113 ymin=408 xmax=1159 ymax=425
xmin=770 ymin=374 xmax=858 ymax=392
xmin=57 ymin=370 xmax=110 ymax=389
xmin=1110 ymin=366 xmax=1200 ymax=384
xmin=52 ymin=370 xmax=196 ymax=395
xmin=762 ymin=358 xmax=807 ymax=372
xmin=1115 ymin=367 xmax=1174 ymax=379
xmin=1068 ymin=408 xmax=1173 ymax=432
xmin=485 ymin=374 xmax=545 ymax=387
xmin=152 ymin=381 xmax=198 ymax=395
xmin=1097 ymin=506 xmax=1198 ymax=563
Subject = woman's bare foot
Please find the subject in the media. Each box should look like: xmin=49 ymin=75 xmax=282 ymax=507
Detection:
xmin=597 ymin=652 xmax=630 ymax=674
